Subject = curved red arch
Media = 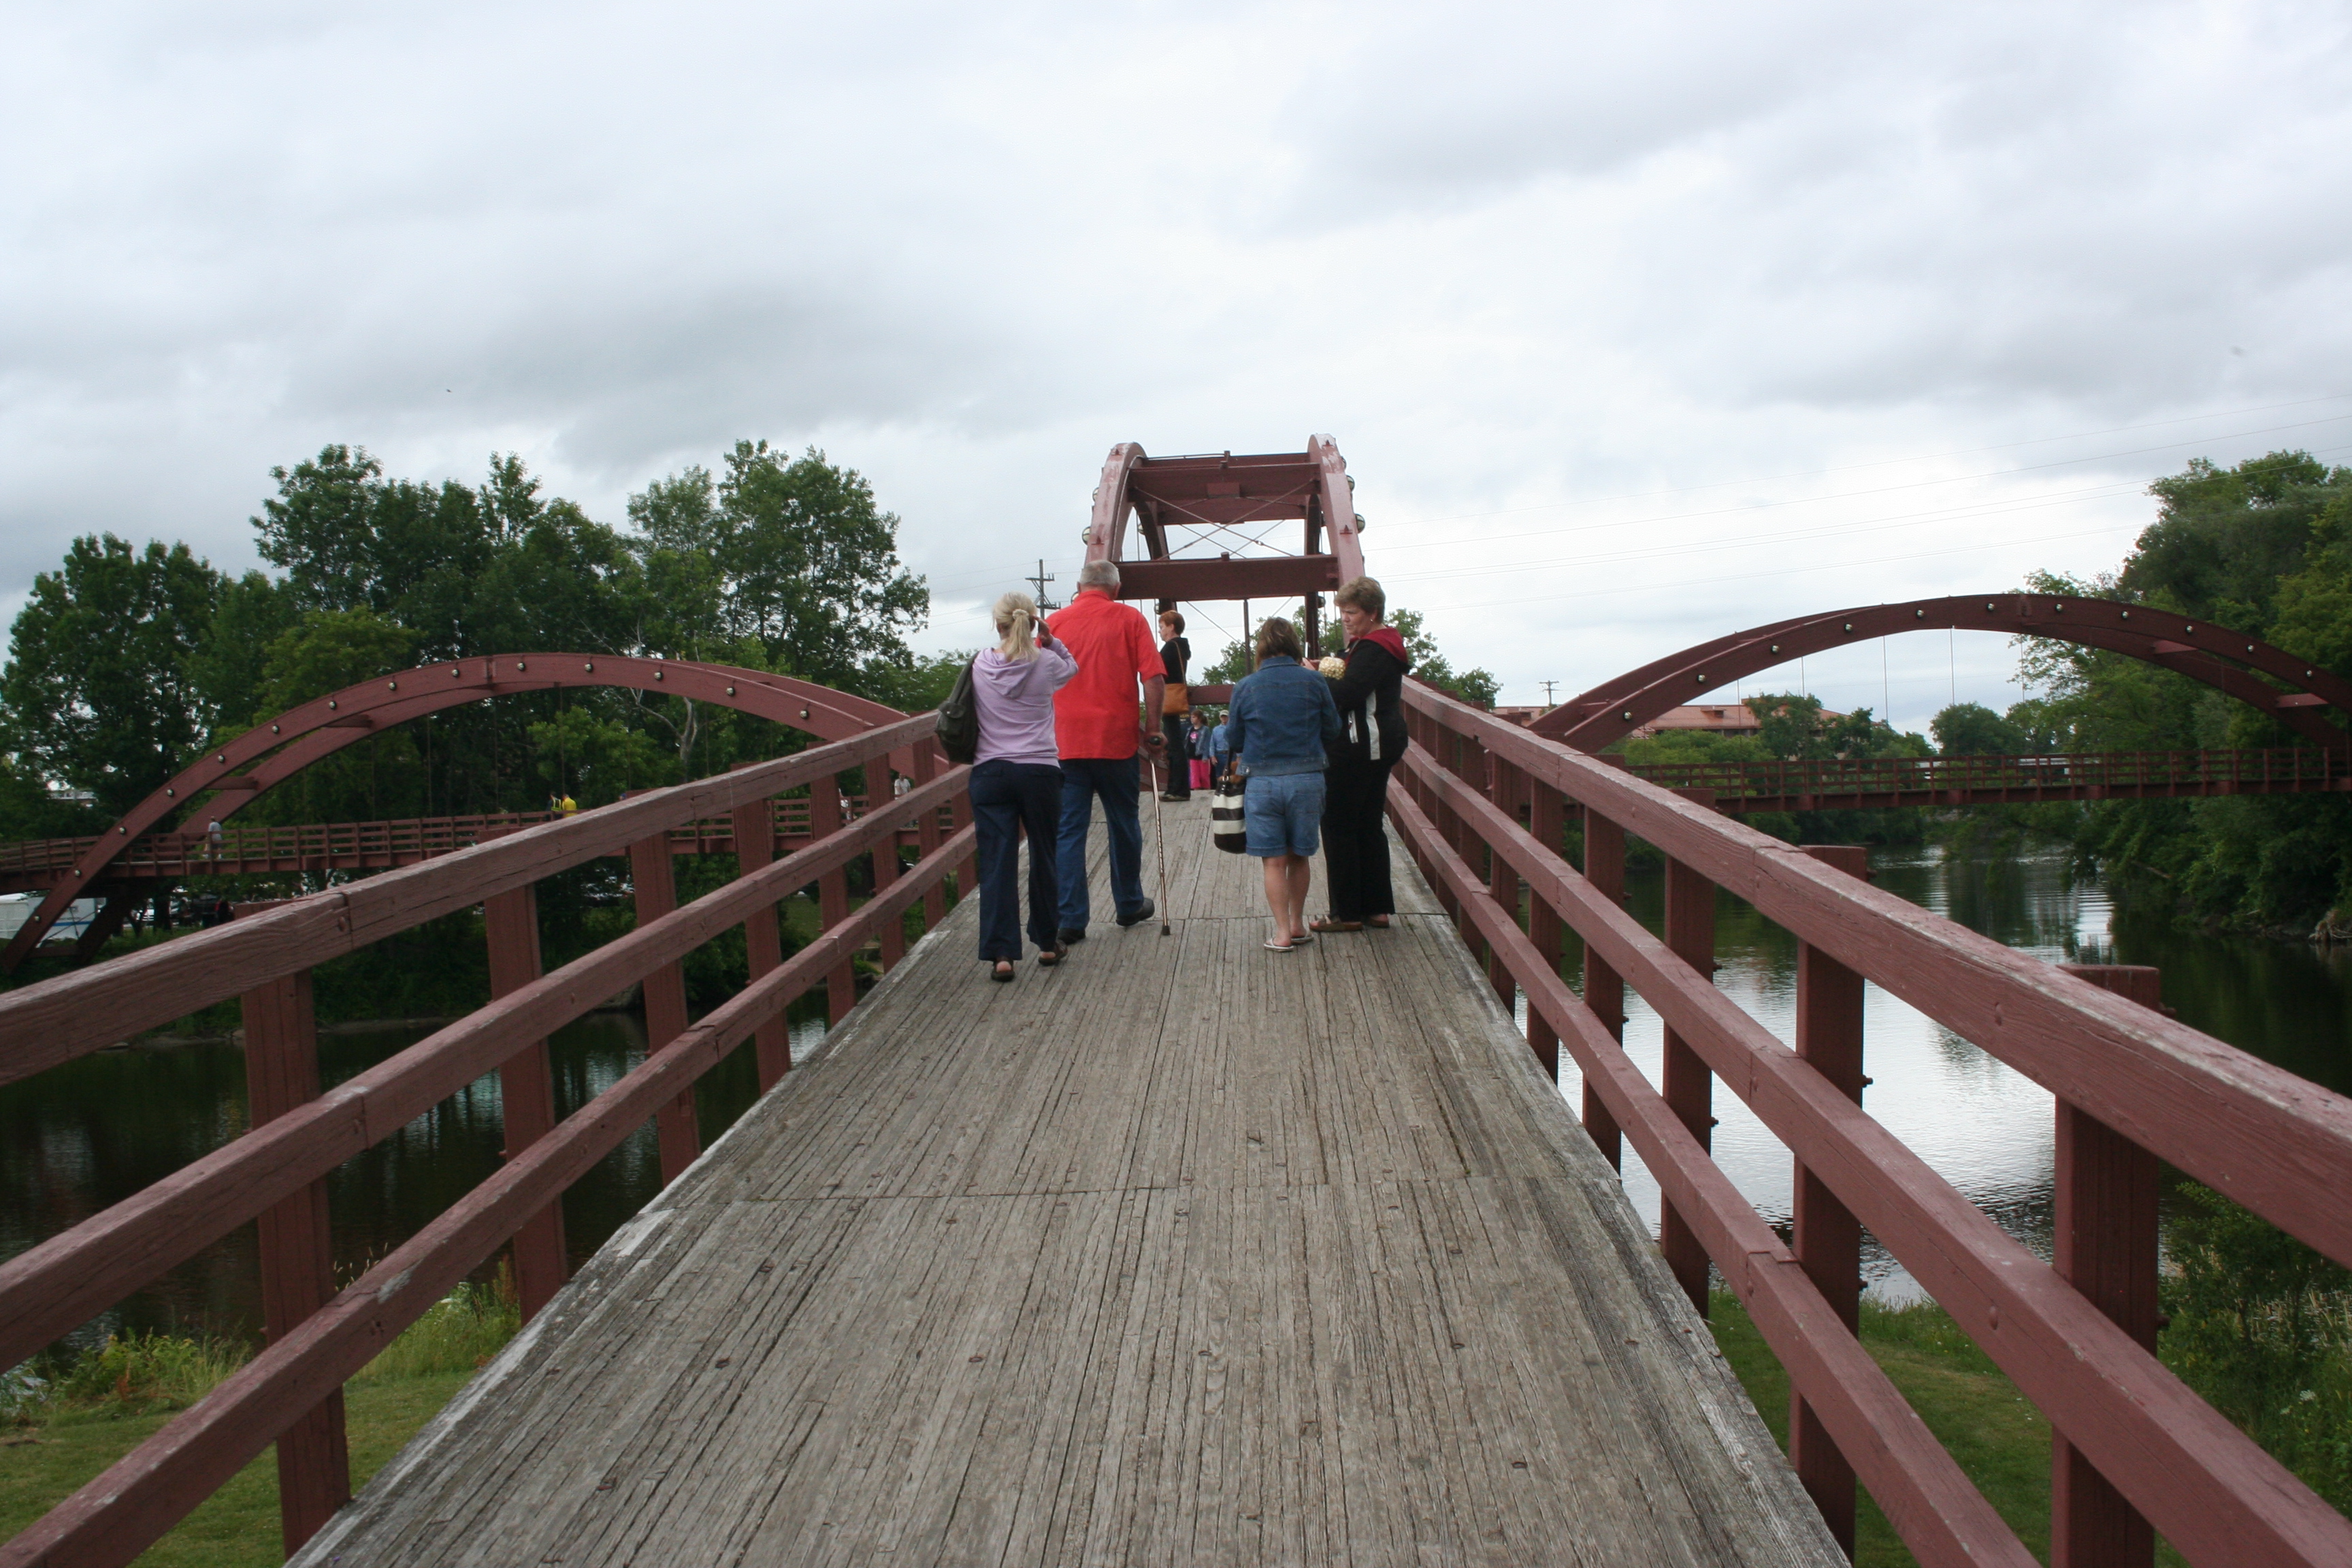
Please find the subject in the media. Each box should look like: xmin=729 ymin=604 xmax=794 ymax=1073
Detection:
xmin=1534 ymin=593 xmax=2352 ymax=753
xmin=2 ymin=655 xmax=908 ymax=970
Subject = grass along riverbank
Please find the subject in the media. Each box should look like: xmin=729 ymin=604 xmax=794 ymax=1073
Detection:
xmin=1 ymin=1278 xmax=519 ymax=1566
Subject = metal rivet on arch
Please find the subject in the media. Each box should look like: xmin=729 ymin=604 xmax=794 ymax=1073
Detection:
xmin=1622 ymin=710 xmax=1633 ymax=721
xmin=1843 ymin=622 xmax=1853 ymax=633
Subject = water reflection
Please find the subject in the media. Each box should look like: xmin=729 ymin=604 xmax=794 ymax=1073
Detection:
xmin=0 ymin=1006 xmax=828 ymax=1356
xmin=1539 ymin=840 xmax=2351 ymax=1304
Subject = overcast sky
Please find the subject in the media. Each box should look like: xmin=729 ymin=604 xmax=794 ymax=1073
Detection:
xmin=6 ymin=1 xmax=2350 ymax=730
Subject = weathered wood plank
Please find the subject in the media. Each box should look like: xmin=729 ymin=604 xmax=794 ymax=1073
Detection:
xmin=287 ymin=799 xmax=1842 ymax=1568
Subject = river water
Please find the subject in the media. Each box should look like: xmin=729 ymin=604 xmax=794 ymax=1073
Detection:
xmin=1574 ymin=840 xmax=2352 ymax=1302
xmin=5 ymin=840 xmax=2350 ymax=1352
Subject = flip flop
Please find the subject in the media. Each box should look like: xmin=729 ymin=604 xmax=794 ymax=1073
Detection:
xmin=1309 ymin=919 xmax=1363 ymax=933
xmin=1263 ymin=938 xmax=1295 ymax=952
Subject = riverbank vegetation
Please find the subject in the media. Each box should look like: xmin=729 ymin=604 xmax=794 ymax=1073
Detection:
xmin=2000 ymin=449 xmax=2352 ymax=936
xmin=1 ymin=1277 xmax=521 ymax=1566
xmin=1712 ymin=1181 xmax=2351 ymax=1564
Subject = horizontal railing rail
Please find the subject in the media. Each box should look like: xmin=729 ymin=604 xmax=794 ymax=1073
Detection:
xmin=0 ymin=711 xmax=978 ymax=1568
xmin=1396 ymin=680 xmax=2352 ymax=1568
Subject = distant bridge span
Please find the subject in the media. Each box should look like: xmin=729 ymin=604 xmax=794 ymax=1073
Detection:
xmin=1541 ymin=593 xmax=2352 ymax=754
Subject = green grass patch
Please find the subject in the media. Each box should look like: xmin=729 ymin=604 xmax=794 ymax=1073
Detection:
xmin=2 ymin=1278 xmax=519 ymax=1565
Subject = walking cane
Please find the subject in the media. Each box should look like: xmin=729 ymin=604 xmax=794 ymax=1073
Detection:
xmin=1149 ymin=745 xmax=1172 ymax=935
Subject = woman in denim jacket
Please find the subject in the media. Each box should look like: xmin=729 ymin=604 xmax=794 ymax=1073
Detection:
xmin=1225 ymin=617 xmax=1340 ymax=950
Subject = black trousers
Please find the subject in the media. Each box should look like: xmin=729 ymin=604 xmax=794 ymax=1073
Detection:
xmin=1321 ymin=757 xmax=1397 ymax=920
xmin=1159 ymin=713 xmax=1192 ymax=797
xmin=970 ymin=760 xmax=1064 ymax=961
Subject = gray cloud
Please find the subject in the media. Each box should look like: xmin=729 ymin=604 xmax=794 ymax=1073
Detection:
xmin=4 ymin=0 xmax=2351 ymax=725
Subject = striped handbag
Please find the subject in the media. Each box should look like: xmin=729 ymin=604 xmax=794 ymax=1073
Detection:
xmin=1210 ymin=771 xmax=1248 ymax=854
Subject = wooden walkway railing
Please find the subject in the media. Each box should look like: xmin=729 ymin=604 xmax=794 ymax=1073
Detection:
xmin=1394 ymin=680 xmax=2352 ymax=1568
xmin=0 ymin=717 xmax=973 ymax=1568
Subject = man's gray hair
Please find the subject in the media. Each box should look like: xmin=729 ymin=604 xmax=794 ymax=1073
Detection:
xmin=1076 ymin=559 xmax=1121 ymax=590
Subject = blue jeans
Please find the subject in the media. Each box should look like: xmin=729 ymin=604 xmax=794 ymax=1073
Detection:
xmin=970 ymin=760 xmax=1064 ymax=961
xmin=1244 ymin=771 xmax=1326 ymax=857
xmin=1056 ymin=754 xmax=1147 ymax=928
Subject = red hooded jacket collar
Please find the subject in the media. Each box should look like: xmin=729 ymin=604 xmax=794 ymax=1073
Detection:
xmin=1356 ymin=625 xmax=1411 ymax=667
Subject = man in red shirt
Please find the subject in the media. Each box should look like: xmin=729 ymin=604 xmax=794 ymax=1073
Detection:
xmin=1046 ymin=559 xmax=1166 ymax=941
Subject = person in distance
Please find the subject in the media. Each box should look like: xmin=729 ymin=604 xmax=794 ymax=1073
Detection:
xmin=1225 ymin=617 xmax=1339 ymax=951
xmin=1313 ymin=575 xmax=1412 ymax=933
xmin=968 ymin=591 xmax=1079 ymax=981
xmin=1157 ymin=608 xmax=1192 ymax=801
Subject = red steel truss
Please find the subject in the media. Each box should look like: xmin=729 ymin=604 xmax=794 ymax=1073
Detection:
xmin=1082 ymin=437 xmax=1367 ymax=647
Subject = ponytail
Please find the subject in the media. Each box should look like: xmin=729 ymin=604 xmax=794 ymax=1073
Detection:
xmin=994 ymin=590 xmax=1040 ymax=662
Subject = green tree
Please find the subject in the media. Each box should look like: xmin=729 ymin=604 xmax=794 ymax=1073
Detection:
xmin=1199 ymin=602 xmax=1499 ymax=706
xmin=629 ymin=444 xmax=928 ymax=693
xmin=1 ymin=534 xmax=223 ymax=815
xmin=243 ymin=609 xmax=425 ymax=826
xmin=1931 ymin=702 xmax=2031 ymax=756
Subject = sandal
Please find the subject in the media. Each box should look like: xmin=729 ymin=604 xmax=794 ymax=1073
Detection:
xmin=1309 ymin=918 xmax=1363 ymax=934
xmin=1036 ymin=943 xmax=1067 ymax=967
xmin=1289 ymin=931 xmax=1313 ymax=945
xmin=990 ymin=960 xmax=1017 ymax=982
xmin=1263 ymin=938 xmax=1296 ymax=952
xmin=1366 ymin=915 xmax=1392 ymax=929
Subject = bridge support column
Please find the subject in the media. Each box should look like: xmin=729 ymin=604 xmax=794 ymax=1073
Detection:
xmin=240 ymin=968 xmax=350 ymax=1554
xmin=1792 ymin=845 xmax=1869 ymax=1559
xmin=2051 ymin=964 xmax=2162 ymax=1568
xmin=728 ymin=771 xmax=794 ymax=1090
xmin=1580 ymin=774 xmax=1629 ymax=1171
xmin=629 ymin=829 xmax=702 ymax=1183
xmin=1660 ymin=787 xmax=1718 ymax=1316
xmin=1524 ymin=778 xmax=1564 ymax=1079
xmin=485 ymin=880 xmax=569 ymax=1320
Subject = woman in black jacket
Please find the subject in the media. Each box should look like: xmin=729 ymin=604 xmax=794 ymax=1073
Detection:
xmin=1313 ymin=576 xmax=1411 ymax=932
xmin=1157 ymin=609 xmax=1192 ymax=800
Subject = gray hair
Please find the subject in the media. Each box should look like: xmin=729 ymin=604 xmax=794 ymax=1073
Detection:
xmin=1076 ymin=558 xmax=1121 ymax=591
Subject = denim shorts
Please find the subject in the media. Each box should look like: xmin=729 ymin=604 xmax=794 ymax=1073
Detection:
xmin=1244 ymin=771 xmax=1326 ymax=857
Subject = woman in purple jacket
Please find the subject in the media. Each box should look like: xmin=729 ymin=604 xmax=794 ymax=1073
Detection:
xmin=970 ymin=591 xmax=1081 ymax=980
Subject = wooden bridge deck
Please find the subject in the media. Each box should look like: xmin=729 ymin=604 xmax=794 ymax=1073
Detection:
xmin=293 ymin=800 xmax=1840 ymax=1567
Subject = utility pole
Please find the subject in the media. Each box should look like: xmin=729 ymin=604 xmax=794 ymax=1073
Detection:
xmin=1026 ymin=558 xmax=1058 ymax=612
xmin=1540 ymin=680 xmax=1558 ymax=709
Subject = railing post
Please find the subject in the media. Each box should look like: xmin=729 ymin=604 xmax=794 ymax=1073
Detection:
xmin=1524 ymin=777 xmax=1565 ymax=1078
xmin=1582 ymin=762 xmax=1631 ymax=1170
xmin=1792 ymin=844 xmax=1870 ymax=1559
xmin=627 ymin=825 xmax=702 ymax=1183
xmin=1484 ymin=754 xmax=1519 ymax=1011
xmin=1661 ymin=786 xmax=1718 ymax=1316
xmin=483 ymin=878 xmax=568 ymax=1320
xmin=810 ymin=780 xmax=858 ymax=1027
xmin=911 ymin=745 xmax=947 ymax=929
xmin=870 ymin=769 xmax=906 ymax=970
xmin=2051 ymin=963 xmax=2163 ymax=1568
xmin=239 ymin=968 xmax=350 ymax=1554
xmin=727 ymin=766 xmax=794 ymax=1092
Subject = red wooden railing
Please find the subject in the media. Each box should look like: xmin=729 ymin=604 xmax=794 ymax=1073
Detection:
xmin=1395 ymin=681 xmax=2352 ymax=1568
xmin=0 ymin=716 xmax=975 ymax=1568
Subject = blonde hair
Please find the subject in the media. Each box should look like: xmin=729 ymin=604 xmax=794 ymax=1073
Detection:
xmin=994 ymin=590 xmax=1041 ymax=661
